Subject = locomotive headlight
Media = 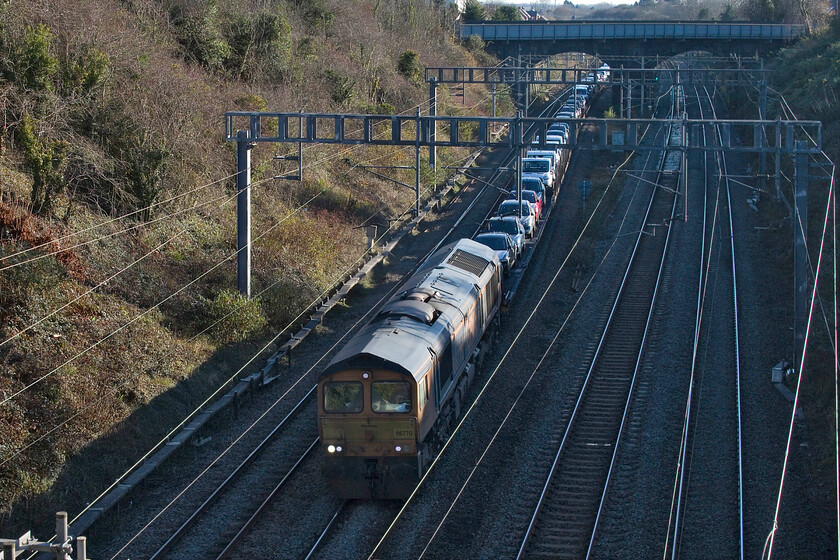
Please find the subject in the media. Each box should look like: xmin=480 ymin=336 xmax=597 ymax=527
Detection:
xmin=336 ymin=445 xmax=343 ymax=452
xmin=395 ymin=445 xmax=402 ymax=452
xmin=327 ymin=445 xmax=336 ymax=453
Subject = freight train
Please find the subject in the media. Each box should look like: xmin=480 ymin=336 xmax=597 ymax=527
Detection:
xmin=317 ymin=79 xmax=603 ymax=499
xmin=316 ymin=238 xmax=503 ymax=499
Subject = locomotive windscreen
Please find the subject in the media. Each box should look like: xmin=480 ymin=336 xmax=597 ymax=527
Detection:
xmin=323 ymin=381 xmax=364 ymax=413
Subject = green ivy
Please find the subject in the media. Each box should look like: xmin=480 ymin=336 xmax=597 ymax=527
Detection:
xmin=11 ymin=24 xmax=59 ymax=92
xmin=397 ymin=50 xmax=423 ymax=85
xmin=18 ymin=113 xmax=68 ymax=214
xmin=325 ymin=69 xmax=355 ymax=106
xmin=62 ymin=47 xmax=110 ymax=96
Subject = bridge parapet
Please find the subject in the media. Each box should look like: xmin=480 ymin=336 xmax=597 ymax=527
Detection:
xmin=459 ymin=21 xmax=806 ymax=61
xmin=460 ymin=21 xmax=806 ymax=41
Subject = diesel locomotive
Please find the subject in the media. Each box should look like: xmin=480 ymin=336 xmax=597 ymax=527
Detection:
xmin=317 ymin=238 xmax=503 ymax=499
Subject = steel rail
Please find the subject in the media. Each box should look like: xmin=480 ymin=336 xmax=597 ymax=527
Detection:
xmin=141 ymin=91 xmax=566 ymax=559
xmin=587 ymin=136 xmax=683 ymax=559
xmin=517 ymin=74 xmax=681 ymax=560
xmin=123 ymin=79 xmax=582 ymax=560
xmin=215 ymin=438 xmax=320 ymax=560
xmin=665 ymin=80 xmax=745 ymax=560
xmin=148 ymin=385 xmax=318 ymax=559
xmin=364 ymin=81 xmax=612 ymax=560
xmin=709 ymin=82 xmax=746 ymax=560
xmin=664 ymin=81 xmax=712 ymax=560
xmin=303 ymin=501 xmax=347 ymax=560
xmin=207 ymin=141 xmax=528 ymax=557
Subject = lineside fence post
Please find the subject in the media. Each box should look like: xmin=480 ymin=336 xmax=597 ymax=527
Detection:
xmin=76 ymin=536 xmax=87 ymax=560
xmin=429 ymin=77 xmax=437 ymax=171
xmin=683 ymin=112 xmax=688 ymax=222
xmin=415 ymin=107 xmax=421 ymax=218
xmin=516 ymin=110 xmax=523 ymax=220
xmin=56 ymin=511 xmax=68 ymax=560
xmin=759 ymin=78 xmax=768 ymax=193
xmin=236 ymin=129 xmax=252 ymax=298
xmin=775 ymin=116 xmax=782 ymax=200
xmin=793 ymin=140 xmax=808 ymax=369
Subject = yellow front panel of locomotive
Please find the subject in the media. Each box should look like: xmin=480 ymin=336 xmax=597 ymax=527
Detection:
xmin=321 ymin=416 xmax=417 ymax=457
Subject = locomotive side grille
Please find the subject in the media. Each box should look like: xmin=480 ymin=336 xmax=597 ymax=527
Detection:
xmin=446 ymin=249 xmax=489 ymax=277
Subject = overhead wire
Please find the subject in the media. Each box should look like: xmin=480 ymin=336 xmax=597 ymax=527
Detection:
xmin=0 ymin=179 xmax=266 ymax=349
xmin=10 ymin=71 xmax=509 ymax=551
xmin=4 ymin=71 xmax=513 ymax=560
xmin=0 ymin=171 xmax=240 ymax=266
xmin=2 ymin=54 xmax=500 ymax=275
xmin=369 ymin=72 xmax=674 ymax=559
xmin=102 ymin=186 xmax=435 ymax=558
xmin=0 ymin=224 xmax=192 ymax=347
xmin=2 ymin=87 xmax=490 ymax=470
xmin=79 ymin=141 xmax=486 ymax=551
xmin=415 ymin=141 xmax=656 ymax=558
xmin=760 ymin=86 xmax=835 ymax=558
xmin=187 ymin=112 xmax=490 ymax=341
xmin=5 ymin=159 xmax=433 ymax=491
xmin=103 ymin=139 xmax=490 ymax=558
xmin=765 ymin=168 xmax=835 ymax=559
xmin=663 ymin=82 xmax=719 ymax=559
xmin=0 ymin=97 xmax=439 ymax=273
xmin=416 ymin=62 xmax=681 ymax=558
xmin=0 ymin=384 xmax=122 ymax=470
xmin=0 ymin=187 xmax=325 ymax=410
xmin=0 ymin=94 xmax=446 ymax=403
xmin=0 ymin=187 xmax=240 ymax=273
xmin=29 ymin=91 xmax=488 ymax=516
xmin=835 ymin=173 xmax=839 ymax=560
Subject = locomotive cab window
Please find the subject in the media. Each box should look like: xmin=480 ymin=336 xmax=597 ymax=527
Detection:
xmin=419 ymin=376 xmax=429 ymax=409
xmin=371 ymin=381 xmax=412 ymax=413
xmin=323 ymin=381 xmax=363 ymax=413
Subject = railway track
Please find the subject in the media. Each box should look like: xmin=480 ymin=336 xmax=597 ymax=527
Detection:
xmin=517 ymin=78 xmax=683 ymax=560
xmin=147 ymin=388 xmax=320 ymax=559
xmin=94 ymin=81 xmax=580 ymax=560
xmin=303 ymin=501 xmax=346 ymax=560
xmin=664 ymin=79 xmax=745 ymax=560
xmin=363 ymin=66 xmax=685 ymax=560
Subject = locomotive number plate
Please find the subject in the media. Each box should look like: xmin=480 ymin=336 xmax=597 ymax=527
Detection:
xmin=394 ymin=429 xmax=414 ymax=438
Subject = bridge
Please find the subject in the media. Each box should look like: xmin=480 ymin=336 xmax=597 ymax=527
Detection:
xmin=459 ymin=21 xmax=806 ymax=64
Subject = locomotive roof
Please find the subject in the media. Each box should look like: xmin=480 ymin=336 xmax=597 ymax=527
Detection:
xmin=320 ymin=239 xmax=498 ymax=381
